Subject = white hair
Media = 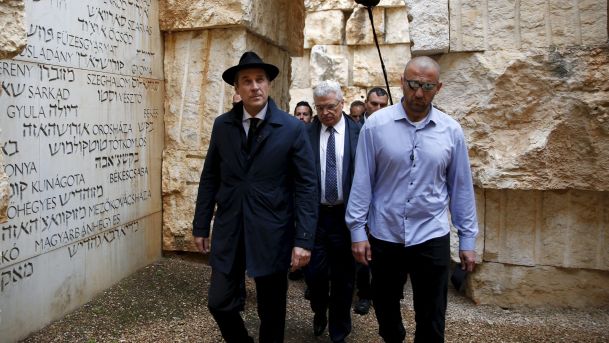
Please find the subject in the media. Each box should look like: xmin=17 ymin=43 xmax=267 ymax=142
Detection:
xmin=313 ymin=80 xmax=344 ymax=101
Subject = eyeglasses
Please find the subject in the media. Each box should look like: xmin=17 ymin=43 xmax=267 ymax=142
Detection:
xmin=315 ymin=101 xmax=341 ymax=113
xmin=405 ymin=80 xmax=437 ymax=91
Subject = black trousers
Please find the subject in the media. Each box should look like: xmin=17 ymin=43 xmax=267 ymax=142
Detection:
xmin=355 ymin=263 xmax=372 ymax=300
xmin=369 ymin=234 xmax=450 ymax=343
xmin=305 ymin=204 xmax=355 ymax=342
xmin=207 ymin=233 xmax=288 ymax=343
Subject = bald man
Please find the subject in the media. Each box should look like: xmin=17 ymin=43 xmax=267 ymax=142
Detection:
xmin=346 ymin=56 xmax=478 ymax=343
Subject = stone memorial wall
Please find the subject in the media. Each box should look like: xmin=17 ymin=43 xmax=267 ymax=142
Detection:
xmin=0 ymin=1 xmax=164 ymax=341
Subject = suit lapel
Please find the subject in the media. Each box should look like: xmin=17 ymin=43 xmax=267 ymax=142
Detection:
xmin=224 ymin=107 xmax=248 ymax=171
xmin=348 ymin=115 xmax=359 ymax=162
xmin=311 ymin=120 xmax=322 ymax=188
xmin=341 ymin=113 xmax=351 ymax=190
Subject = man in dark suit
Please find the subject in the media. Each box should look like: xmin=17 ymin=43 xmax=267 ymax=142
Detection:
xmin=192 ymin=51 xmax=318 ymax=343
xmin=349 ymin=100 xmax=365 ymax=123
xmin=358 ymin=87 xmax=389 ymax=125
xmin=305 ymin=80 xmax=361 ymax=343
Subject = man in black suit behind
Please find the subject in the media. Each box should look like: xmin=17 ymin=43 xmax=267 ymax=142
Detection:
xmin=305 ymin=80 xmax=361 ymax=343
xmin=353 ymin=86 xmax=389 ymax=316
xmin=358 ymin=87 xmax=389 ymax=125
xmin=192 ymin=51 xmax=318 ymax=343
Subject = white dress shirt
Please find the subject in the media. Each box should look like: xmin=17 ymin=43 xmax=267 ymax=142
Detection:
xmin=320 ymin=114 xmax=345 ymax=204
xmin=242 ymin=103 xmax=268 ymax=136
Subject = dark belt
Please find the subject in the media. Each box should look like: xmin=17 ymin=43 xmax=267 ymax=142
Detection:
xmin=320 ymin=203 xmax=344 ymax=210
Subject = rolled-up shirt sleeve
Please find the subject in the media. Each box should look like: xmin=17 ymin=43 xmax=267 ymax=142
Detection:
xmin=346 ymin=124 xmax=375 ymax=243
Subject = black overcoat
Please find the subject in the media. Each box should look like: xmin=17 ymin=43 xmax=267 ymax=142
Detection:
xmin=193 ymin=98 xmax=318 ymax=277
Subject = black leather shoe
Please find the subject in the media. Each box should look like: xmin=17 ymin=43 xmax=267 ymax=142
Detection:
xmin=288 ymin=269 xmax=304 ymax=280
xmin=353 ymin=298 xmax=371 ymax=315
xmin=313 ymin=313 xmax=327 ymax=336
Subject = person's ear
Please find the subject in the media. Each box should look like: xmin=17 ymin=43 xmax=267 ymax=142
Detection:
xmin=435 ymin=82 xmax=443 ymax=93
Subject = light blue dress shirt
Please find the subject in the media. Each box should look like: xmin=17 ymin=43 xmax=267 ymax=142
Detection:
xmin=345 ymin=103 xmax=478 ymax=251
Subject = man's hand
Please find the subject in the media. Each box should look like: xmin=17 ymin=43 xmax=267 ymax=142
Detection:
xmin=290 ymin=247 xmax=311 ymax=272
xmin=352 ymin=240 xmax=371 ymax=265
xmin=194 ymin=236 xmax=210 ymax=254
xmin=459 ymin=250 xmax=476 ymax=272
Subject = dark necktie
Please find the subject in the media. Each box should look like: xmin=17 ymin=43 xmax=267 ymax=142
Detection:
xmin=247 ymin=118 xmax=260 ymax=152
xmin=325 ymin=126 xmax=338 ymax=204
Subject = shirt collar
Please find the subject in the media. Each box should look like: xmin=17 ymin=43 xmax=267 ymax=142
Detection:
xmin=394 ymin=103 xmax=439 ymax=127
xmin=242 ymin=103 xmax=268 ymax=123
xmin=321 ymin=113 xmax=345 ymax=135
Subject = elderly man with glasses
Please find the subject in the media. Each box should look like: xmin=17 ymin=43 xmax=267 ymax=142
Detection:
xmin=305 ymin=80 xmax=361 ymax=343
xmin=346 ymin=56 xmax=479 ymax=343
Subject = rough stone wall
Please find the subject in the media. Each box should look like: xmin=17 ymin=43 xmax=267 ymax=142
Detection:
xmin=159 ymin=0 xmax=304 ymax=56
xmin=0 ymin=0 xmax=26 ymax=60
xmin=470 ymin=261 xmax=609 ymax=308
xmin=436 ymin=47 xmax=609 ymax=190
xmin=449 ymin=0 xmax=608 ymax=51
xmin=482 ymin=189 xmax=608 ymax=270
xmin=294 ymin=0 xmax=609 ymax=307
xmin=440 ymin=3 xmax=609 ymax=308
xmin=160 ymin=1 xmax=303 ymax=252
xmin=439 ymin=1 xmax=609 ymax=307
xmin=291 ymin=0 xmax=409 ymax=114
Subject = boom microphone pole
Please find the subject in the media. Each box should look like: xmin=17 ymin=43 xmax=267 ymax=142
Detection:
xmin=354 ymin=0 xmax=394 ymax=105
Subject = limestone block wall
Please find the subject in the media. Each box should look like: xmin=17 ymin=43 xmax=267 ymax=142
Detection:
xmin=439 ymin=1 xmax=609 ymax=307
xmin=483 ymin=190 xmax=608 ymax=270
xmin=159 ymin=0 xmax=304 ymax=56
xmin=449 ymin=0 xmax=608 ymax=51
xmin=437 ymin=47 xmax=609 ymax=191
xmin=294 ymin=0 xmax=609 ymax=307
xmin=0 ymin=1 xmax=164 ymax=341
xmin=0 ymin=0 xmax=26 ymax=60
xmin=291 ymin=1 xmax=409 ymax=114
xmin=160 ymin=1 xmax=303 ymax=252
xmin=405 ymin=0 xmax=449 ymax=54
